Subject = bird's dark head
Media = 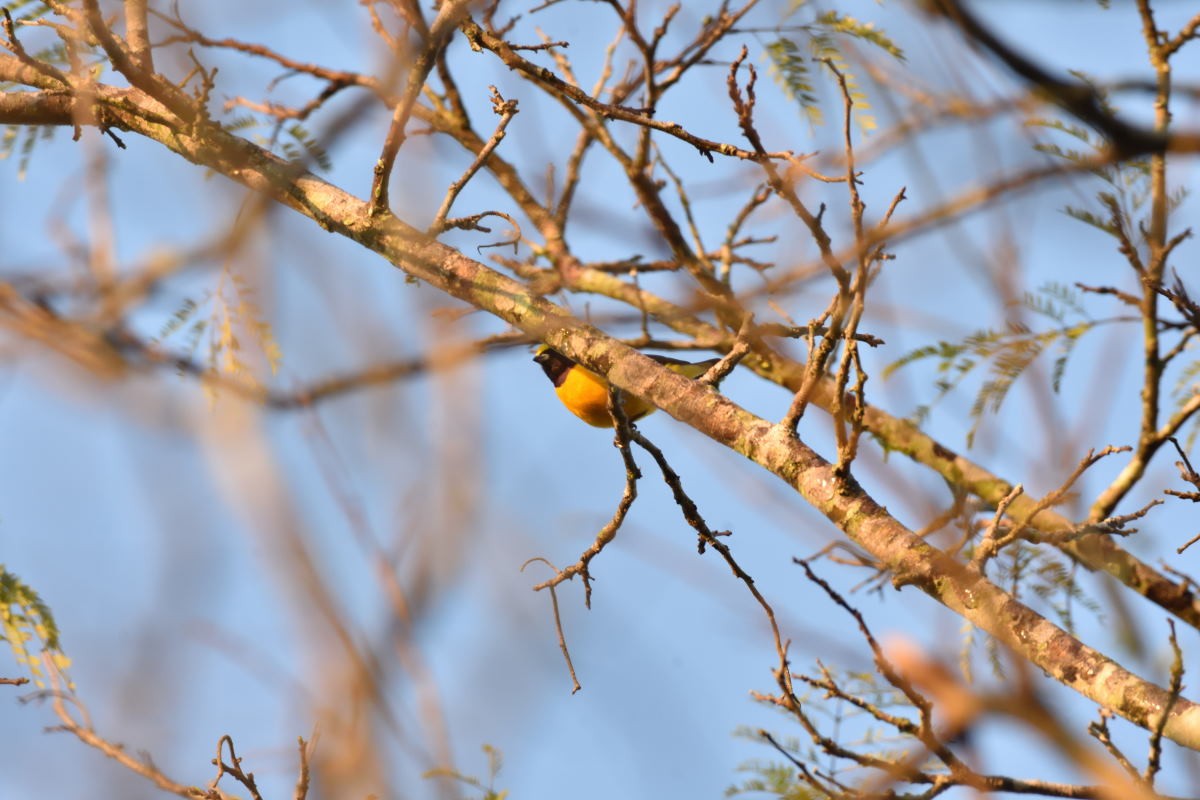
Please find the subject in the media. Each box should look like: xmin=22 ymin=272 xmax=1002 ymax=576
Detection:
xmin=533 ymin=345 xmax=574 ymax=387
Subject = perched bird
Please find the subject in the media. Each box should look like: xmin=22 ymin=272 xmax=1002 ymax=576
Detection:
xmin=533 ymin=345 xmax=722 ymax=427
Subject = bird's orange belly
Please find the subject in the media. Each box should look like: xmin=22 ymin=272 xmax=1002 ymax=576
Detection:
xmin=555 ymin=366 xmax=653 ymax=427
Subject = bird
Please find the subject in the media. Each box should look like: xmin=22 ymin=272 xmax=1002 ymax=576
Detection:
xmin=533 ymin=345 xmax=722 ymax=427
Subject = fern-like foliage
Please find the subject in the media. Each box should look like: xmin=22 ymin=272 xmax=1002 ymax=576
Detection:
xmin=727 ymin=758 xmax=820 ymax=799
xmin=282 ymin=123 xmax=331 ymax=171
xmin=424 ymin=744 xmax=508 ymax=800
xmin=3 ymin=0 xmax=54 ymax=23
xmin=815 ymin=11 xmax=904 ymax=61
xmin=223 ymin=114 xmax=262 ymax=134
xmin=731 ymin=669 xmax=924 ymax=798
xmin=232 ymin=121 xmax=334 ymax=172
xmin=1173 ymin=347 xmax=1200 ymax=450
xmin=993 ymin=542 xmax=1099 ymax=635
xmin=1030 ymin=77 xmax=1200 ymax=444
xmin=959 ymin=543 xmax=1100 ymax=683
xmin=1028 ymin=75 xmax=1159 ymax=248
xmin=154 ymin=266 xmax=283 ymax=399
xmin=0 ymin=565 xmax=71 ymax=688
xmin=886 ymin=283 xmax=1094 ymax=447
xmin=0 ymin=124 xmax=53 ymax=180
xmin=765 ymin=3 xmax=904 ymax=131
xmin=1 ymin=7 xmax=76 ymax=178
xmin=209 ymin=269 xmax=283 ymax=382
xmin=765 ymin=38 xmax=820 ymax=124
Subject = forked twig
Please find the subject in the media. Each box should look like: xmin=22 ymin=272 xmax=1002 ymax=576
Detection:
xmin=531 ymin=384 xmax=641 ymax=603
xmin=522 ymin=557 xmax=582 ymax=693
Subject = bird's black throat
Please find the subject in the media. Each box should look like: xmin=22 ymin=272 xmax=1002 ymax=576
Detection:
xmin=534 ymin=348 xmax=574 ymax=388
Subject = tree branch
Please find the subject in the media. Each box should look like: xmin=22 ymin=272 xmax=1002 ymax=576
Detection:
xmin=6 ymin=40 xmax=1200 ymax=752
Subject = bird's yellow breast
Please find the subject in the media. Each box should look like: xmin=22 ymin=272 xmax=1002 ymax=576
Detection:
xmin=554 ymin=364 xmax=654 ymax=427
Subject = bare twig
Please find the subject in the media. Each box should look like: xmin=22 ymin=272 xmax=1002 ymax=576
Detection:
xmin=370 ymin=0 xmax=473 ymax=213
xmin=1 ymin=8 xmax=70 ymax=86
xmin=1145 ymin=620 xmax=1185 ymax=785
xmin=531 ymin=384 xmax=641 ymax=604
xmin=460 ymin=19 xmax=790 ymax=164
xmin=974 ymin=447 xmax=1131 ymax=571
xmin=292 ymin=736 xmax=312 ymax=800
xmin=1089 ymin=709 xmax=1142 ymax=782
xmin=81 ymin=0 xmax=196 ymax=123
xmin=629 ymin=426 xmax=795 ymax=704
xmin=44 ymin=666 xmax=211 ymax=799
xmin=429 ymin=86 xmax=519 ymax=234
xmin=969 ymin=483 xmax=1025 ymax=573
xmin=522 ymin=558 xmax=582 ymax=693
xmin=210 ymin=735 xmax=265 ymax=800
